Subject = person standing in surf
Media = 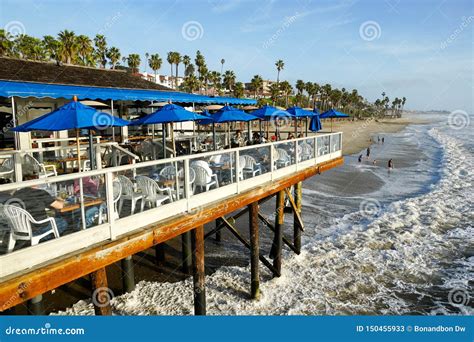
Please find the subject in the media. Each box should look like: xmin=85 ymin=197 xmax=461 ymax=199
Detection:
xmin=388 ymin=159 xmax=394 ymax=171
xmin=366 ymin=147 xmax=371 ymax=160
xmin=358 ymin=154 xmax=362 ymax=163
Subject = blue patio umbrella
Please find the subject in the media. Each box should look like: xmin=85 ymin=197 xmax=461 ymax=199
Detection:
xmin=320 ymin=109 xmax=350 ymax=132
xmin=309 ymin=109 xmax=322 ymax=132
xmin=286 ymin=106 xmax=314 ymax=137
xmin=196 ymin=106 xmax=258 ymax=150
xmin=12 ymin=99 xmax=129 ymax=170
xmin=251 ymin=105 xmax=287 ymax=139
xmin=129 ymin=103 xmax=208 ymax=157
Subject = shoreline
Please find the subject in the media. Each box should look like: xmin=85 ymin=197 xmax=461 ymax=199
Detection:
xmin=315 ymin=116 xmax=430 ymax=156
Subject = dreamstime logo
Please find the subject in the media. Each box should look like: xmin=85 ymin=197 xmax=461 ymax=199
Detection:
xmin=262 ymin=12 xmax=300 ymax=49
xmin=359 ymin=198 xmax=381 ymax=219
xmin=448 ymin=288 xmax=470 ymax=307
xmin=92 ymin=112 xmax=114 ymax=130
xmin=270 ymin=110 xmax=293 ymax=130
xmin=448 ymin=110 xmax=470 ymax=130
xmin=181 ymin=21 xmax=204 ymax=41
xmin=359 ymin=21 xmax=381 ymax=41
xmin=4 ymin=21 xmax=26 ymax=40
xmin=440 ymin=16 xmax=473 ymax=50
xmin=92 ymin=287 xmax=114 ymax=308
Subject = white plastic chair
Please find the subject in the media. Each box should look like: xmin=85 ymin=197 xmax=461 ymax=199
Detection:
xmin=300 ymin=143 xmax=313 ymax=161
xmin=191 ymin=164 xmax=219 ymax=192
xmin=0 ymin=157 xmax=14 ymax=180
xmin=159 ymin=165 xmax=176 ymax=178
xmin=136 ymin=175 xmax=171 ymax=208
xmin=98 ymin=180 xmax=122 ymax=224
xmin=3 ymin=204 xmax=60 ymax=253
xmin=241 ymin=154 xmax=261 ymax=178
xmin=276 ymin=148 xmax=291 ymax=168
xmin=118 ymin=175 xmax=144 ymax=215
xmin=23 ymin=154 xmax=57 ymax=178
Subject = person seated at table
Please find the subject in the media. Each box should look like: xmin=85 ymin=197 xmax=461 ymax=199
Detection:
xmin=231 ymin=130 xmax=245 ymax=148
xmin=13 ymin=175 xmax=68 ymax=237
xmin=73 ymin=176 xmax=105 ymax=228
xmin=287 ymin=133 xmax=295 ymax=140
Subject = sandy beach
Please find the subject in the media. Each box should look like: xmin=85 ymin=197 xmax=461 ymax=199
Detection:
xmin=316 ymin=115 xmax=429 ymax=155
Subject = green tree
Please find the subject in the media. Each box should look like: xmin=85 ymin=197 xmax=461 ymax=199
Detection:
xmin=106 ymin=47 xmax=121 ymax=69
xmin=94 ymin=34 xmax=107 ymax=68
xmin=76 ymin=35 xmax=93 ymax=65
xmin=126 ymin=53 xmax=141 ymax=73
xmin=222 ymin=70 xmax=236 ymax=92
xmin=233 ymin=82 xmax=244 ymax=98
xmin=279 ymin=81 xmax=292 ymax=107
xmin=275 ymin=59 xmax=284 ymax=84
xmin=250 ymin=75 xmax=263 ymax=99
xmin=57 ymin=30 xmax=76 ymax=64
xmin=148 ymin=53 xmax=162 ymax=81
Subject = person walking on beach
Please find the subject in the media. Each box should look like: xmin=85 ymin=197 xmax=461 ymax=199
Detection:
xmin=358 ymin=154 xmax=362 ymax=163
xmin=377 ymin=136 xmax=380 ymax=144
xmin=388 ymin=159 xmax=394 ymax=170
xmin=382 ymin=137 xmax=385 ymax=144
xmin=366 ymin=147 xmax=371 ymax=159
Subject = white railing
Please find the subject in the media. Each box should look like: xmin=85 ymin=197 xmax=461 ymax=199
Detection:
xmin=0 ymin=132 xmax=342 ymax=278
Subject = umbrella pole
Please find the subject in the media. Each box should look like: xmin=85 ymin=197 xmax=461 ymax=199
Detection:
xmin=294 ymin=118 xmax=298 ymax=137
xmin=111 ymin=100 xmax=115 ymax=142
xmin=259 ymin=120 xmax=263 ymax=141
xmin=88 ymin=129 xmax=95 ymax=170
xmin=247 ymin=122 xmax=251 ymax=145
xmin=331 ymin=118 xmax=333 ymax=132
xmin=162 ymin=124 xmax=166 ymax=158
xmin=212 ymin=123 xmax=217 ymax=151
xmin=305 ymin=118 xmax=308 ymax=137
xmin=171 ymin=123 xmax=176 ymax=157
xmin=76 ymin=129 xmax=81 ymax=172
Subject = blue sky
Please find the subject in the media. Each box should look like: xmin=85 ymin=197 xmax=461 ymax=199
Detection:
xmin=1 ymin=0 xmax=472 ymax=112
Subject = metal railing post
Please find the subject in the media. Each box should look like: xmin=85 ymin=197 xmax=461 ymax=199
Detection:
xmin=105 ymin=172 xmax=116 ymax=240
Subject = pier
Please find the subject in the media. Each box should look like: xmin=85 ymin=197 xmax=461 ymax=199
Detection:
xmin=0 ymin=133 xmax=343 ymax=315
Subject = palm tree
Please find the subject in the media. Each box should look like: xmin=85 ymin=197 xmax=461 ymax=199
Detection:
xmin=127 ymin=54 xmax=141 ymax=73
xmin=173 ymin=52 xmax=182 ymax=88
xmin=295 ymin=80 xmax=305 ymax=96
xmin=57 ymin=30 xmax=76 ymax=64
xmin=106 ymin=47 xmax=121 ymax=69
xmin=195 ymin=50 xmax=205 ymax=78
xmin=209 ymin=71 xmax=221 ymax=95
xmin=42 ymin=35 xmax=62 ymax=64
xmin=322 ymin=84 xmax=332 ymax=110
xmin=275 ymin=59 xmax=284 ymax=84
xmin=167 ymin=51 xmax=174 ymax=87
xmin=182 ymin=75 xmax=199 ymax=93
xmin=222 ymin=70 xmax=236 ymax=92
xmin=94 ymin=34 xmax=107 ymax=68
xmin=183 ymin=55 xmax=191 ymax=70
xmin=185 ymin=63 xmax=195 ymax=77
xmin=148 ymin=53 xmax=162 ymax=82
xmin=233 ymin=82 xmax=244 ymax=98
xmin=279 ymin=81 xmax=292 ymax=107
xmin=269 ymin=83 xmax=280 ymax=104
xmin=199 ymin=65 xmax=209 ymax=95
xmin=75 ymin=35 xmax=92 ymax=65
xmin=250 ymin=75 xmax=263 ymax=99
xmin=220 ymin=58 xmax=225 ymax=74
xmin=0 ymin=29 xmax=14 ymax=56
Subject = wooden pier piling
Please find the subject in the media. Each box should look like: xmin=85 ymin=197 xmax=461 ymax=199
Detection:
xmin=90 ymin=268 xmax=112 ymax=316
xmin=154 ymin=243 xmax=166 ymax=266
xmin=121 ymin=255 xmax=135 ymax=293
xmin=191 ymin=225 xmax=206 ymax=315
xmin=181 ymin=231 xmax=192 ymax=274
xmin=27 ymin=294 xmax=44 ymax=315
xmin=249 ymin=202 xmax=260 ymax=300
xmin=293 ymin=182 xmax=303 ymax=254
xmin=271 ymin=190 xmax=285 ymax=276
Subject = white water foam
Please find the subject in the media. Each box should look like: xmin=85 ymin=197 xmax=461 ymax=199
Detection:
xmin=55 ymin=128 xmax=473 ymax=316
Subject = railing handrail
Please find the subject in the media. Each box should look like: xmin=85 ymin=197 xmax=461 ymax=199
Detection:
xmin=0 ymin=132 xmax=341 ymax=192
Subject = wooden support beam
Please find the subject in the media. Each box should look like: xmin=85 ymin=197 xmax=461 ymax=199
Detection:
xmin=249 ymin=202 xmax=260 ymax=300
xmin=271 ymin=190 xmax=285 ymax=276
xmin=258 ymin=213 xmax=299 ymax=255
xmin=90 ymin=268 xmax=112 ymax=316
xmin=220 ymin=217 xmax=280 ymax=277
xmin=0 ymin=157 xmax=343 ymax=311
xmin=215 ymin=218 xmax=222 ymax=242
xmin=191 ymin=225 xmax=206 ymax=315
xmin=284 ymin=188 xmax=304 ymax=232
xmin=181 ymin=231 xmax=192 ymax=275
xmin=121 ymin=256 xmax=135 ymax=293
xmin=293 ymin=182 xmax=303 ymax=254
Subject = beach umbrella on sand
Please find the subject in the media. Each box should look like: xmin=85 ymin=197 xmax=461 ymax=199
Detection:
xmin=129 ymin=103 xmax=208 ymax=157
xmin=320 ymin=109 xmax=350 ymax=132
xmin=309 ymin=109 xmax=322 ymax=133
xmin=198 ymin=105 xmax=258 ymax=150
xmin=11 ymin=97 xmax=129 ymax=171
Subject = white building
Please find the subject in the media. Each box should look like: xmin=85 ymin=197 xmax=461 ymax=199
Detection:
xmin=139 ymin=72 xmax=184 ymax=90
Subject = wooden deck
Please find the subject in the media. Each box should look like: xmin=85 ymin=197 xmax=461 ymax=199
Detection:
xmin=0 ymin=157 xmax=343 ymax=311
